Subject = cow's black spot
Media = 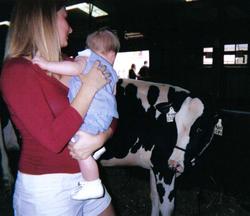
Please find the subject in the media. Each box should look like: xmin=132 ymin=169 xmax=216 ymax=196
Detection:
xmin=167 ymin=87 xmax=190 ymax=112
xmin=168 ymin=189 xmax=175 ymax=202
xmin=147 ymin=85 xmax=160 ymax=106
xmin=157 ymin=182 xmax=165 ymax=203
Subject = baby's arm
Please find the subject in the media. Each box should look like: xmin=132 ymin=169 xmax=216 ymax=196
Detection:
xmin=32 ymin=55 xmax=86 ymax=76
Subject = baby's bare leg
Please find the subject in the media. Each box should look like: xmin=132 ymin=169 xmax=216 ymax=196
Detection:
xmin=71 ymin=156 xmax=104 ymax=200
xmin=78 ymin=156 xmax=99 ymax=181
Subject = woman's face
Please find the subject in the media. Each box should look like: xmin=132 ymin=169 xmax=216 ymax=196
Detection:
xmin=56 ymin=8 xmax=72 ymax=48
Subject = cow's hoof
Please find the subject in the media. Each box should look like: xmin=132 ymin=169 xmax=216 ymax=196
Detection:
xmin=2 ymin=180 xmax=14 ymax=196
xmin=3 ymin=175 xmax=14 ymax=188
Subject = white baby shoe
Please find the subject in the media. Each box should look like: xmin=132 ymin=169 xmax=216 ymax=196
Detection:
xmin=71 ymin=179 xmax=104 ymax=200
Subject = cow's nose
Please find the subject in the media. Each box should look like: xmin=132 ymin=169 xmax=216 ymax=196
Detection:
xmin=168 ymin=159 xmax=184 ymax=173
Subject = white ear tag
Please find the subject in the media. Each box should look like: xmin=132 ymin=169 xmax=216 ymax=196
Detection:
xmin=214 ymin=118 xmax=223 ymax=136
xmin=167 ymin=107 xmax=176 ymax=122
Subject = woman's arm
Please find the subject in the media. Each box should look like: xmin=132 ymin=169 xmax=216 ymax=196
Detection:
xmin=0 ymin=59 xmax=82 ymax=153
xmin=1 ymin=58 xmax=110 ymax=153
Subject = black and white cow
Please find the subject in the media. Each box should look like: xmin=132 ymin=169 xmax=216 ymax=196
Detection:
xmin=99 ymin=78 xmax=219 ymax=216
xmin=0 ymin=119 xmax=19 ymax=187
xmin=1 ymin=79 xmax=219 ymax=216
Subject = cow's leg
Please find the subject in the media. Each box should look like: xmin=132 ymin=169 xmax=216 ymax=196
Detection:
xmin=150 ymin=169 xmax=176 ymax=216
xmin=150 ymin=169 xmax=160 ymax=216
xmin=0 ymin=120 xmax=14 ymax=187
xmin=3 ymin=120 xmax=19 ymax=151
xmin=158 ymin=174 xmax=175 ymax=216
xmin=168 ymin=97 xmax=204 ymax=173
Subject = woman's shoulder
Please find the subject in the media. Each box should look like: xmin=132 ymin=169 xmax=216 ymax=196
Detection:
xmin=3 ymin=57 xmax=32 ymax=70
xmin=1 ymin=57 xmax=42 ymax=88
xmin=2 ymin=57 xmax=42 ymax=77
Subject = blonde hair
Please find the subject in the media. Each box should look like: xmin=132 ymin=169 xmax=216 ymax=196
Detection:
xmin=4 ymin=0 xmax=64 ymax=62
xmin=86 ymin=28 xmax=120 ymax=55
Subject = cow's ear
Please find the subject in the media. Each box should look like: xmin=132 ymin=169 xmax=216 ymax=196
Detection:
xmin=167 ymin=87 xmax=176 ymax=102
xmin=155 ymin=102 xmax=172 ymax=114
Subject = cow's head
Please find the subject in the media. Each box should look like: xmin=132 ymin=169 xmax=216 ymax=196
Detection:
xmin=166 ymin=93 xmax=219 ymax=175
xmin=148 ymin=84 xmax=218 ymax=175
xmin=183 ymin=98 xmax=219 ymax=170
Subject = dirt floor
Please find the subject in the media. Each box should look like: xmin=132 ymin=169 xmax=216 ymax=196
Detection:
xmin=103 ymin=167 xmax=250 ymax=216
xmin=1 ymin=164 xmax=250 ymax=216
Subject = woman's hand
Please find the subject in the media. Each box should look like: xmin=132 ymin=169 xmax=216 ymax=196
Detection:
xmin=70 ymin=61 xmax=111 ymax=118
xmin=79 ymin=60 xmax=111 ymax=93
xmin=68 ymin=129 xmax=112 ymax=160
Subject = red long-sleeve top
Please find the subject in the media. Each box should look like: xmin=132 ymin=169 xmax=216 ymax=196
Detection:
xmin=1 ymin=57 xmax=111 ymax=175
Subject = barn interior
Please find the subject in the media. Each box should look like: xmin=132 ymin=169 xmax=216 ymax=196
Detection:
xmin=1 ymin=0 xmax=250 ymax=110
xmin=1 ymin=0 xmax=250 ymax=215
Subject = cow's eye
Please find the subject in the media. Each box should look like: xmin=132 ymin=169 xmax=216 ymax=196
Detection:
xmin=196 ymin=128 xmax=202 ymax=133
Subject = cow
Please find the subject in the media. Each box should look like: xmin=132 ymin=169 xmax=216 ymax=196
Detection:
xmin=0 ymin=79 xmax=220 ymax=216
xmin=0 ymin=119 xmax=19 ymax=188
xmin=99 ymin=78 xmax=219 ymax=216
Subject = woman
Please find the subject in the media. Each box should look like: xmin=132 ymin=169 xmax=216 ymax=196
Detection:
xmin=0 ymin=0 xmax=116 ymax=215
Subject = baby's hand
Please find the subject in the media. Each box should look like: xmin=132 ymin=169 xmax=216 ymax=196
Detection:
xmin=32 ymin=55 xmax=49 ymax=70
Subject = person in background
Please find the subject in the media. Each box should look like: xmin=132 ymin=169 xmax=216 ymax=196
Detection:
xmin=128 ymin=63 xmax=137 ymax=79
xmin=32 ymin=28 xmax=120 ymax=201
xmin=138 ymin=60 xmax=150 ymax=80
xmin=0 ymin=0 xmax=116 ymax=215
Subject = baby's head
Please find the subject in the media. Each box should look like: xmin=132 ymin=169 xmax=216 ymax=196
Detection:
xmin=86 ymin=28 xmax=120 ymax=65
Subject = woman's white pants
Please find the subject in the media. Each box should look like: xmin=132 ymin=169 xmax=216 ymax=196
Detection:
xmin=13 ymin=171 xmax=111 ymax=216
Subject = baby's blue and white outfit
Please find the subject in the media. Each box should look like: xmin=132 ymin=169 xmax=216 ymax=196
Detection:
xmin=68 ymin=49 xmax=119 ymax=135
